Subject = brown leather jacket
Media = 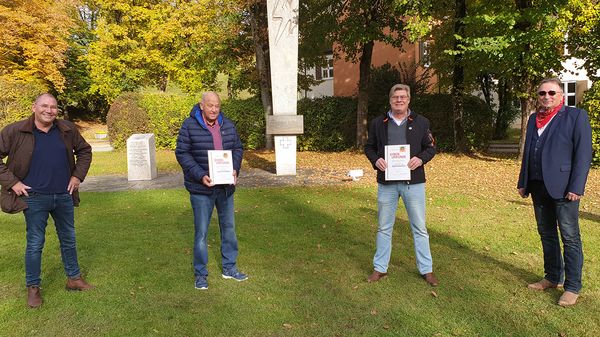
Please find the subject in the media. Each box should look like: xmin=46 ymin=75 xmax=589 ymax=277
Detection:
xmin=0 ymin=115 xmax=92 ymax=213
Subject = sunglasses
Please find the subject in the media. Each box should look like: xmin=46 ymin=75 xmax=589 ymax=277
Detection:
xmin=538 ymin=90 xmax=558 ymax=96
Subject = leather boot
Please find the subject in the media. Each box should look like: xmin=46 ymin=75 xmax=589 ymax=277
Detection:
xmin=27 ymin=286 xmax=42 ymax=308
xmin=66 ymin=276 xmax=94 ymax=291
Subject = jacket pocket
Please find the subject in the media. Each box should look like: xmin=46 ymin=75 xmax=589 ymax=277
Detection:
xmin=0 ymin=189 xmax=28 ymax=214
xmin=560 ymin=164 xmax=571 ymax=172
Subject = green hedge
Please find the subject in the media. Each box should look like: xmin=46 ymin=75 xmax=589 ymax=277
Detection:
xmin=367 ymin=93 xmax=493 ymax=152
xmin=298 ymin=97 xmax=356 ymax=151
xmin=581 ymin=82 xmax=600 ymax=167
xmin=137 ymin=93 xmax=200 ymax=149
xmin=106 ymin=92 xmax=493 ymax=153
xmin=106 ymin=92 xmax=265 ymax=150
xmin=221 ymin=97 xmax=266 ymax=150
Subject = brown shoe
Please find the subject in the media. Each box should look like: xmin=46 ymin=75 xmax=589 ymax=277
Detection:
xmin=66 ymin=276 xmax=94 ymax=291
xmin=27 ymin=286 xmax=42 ymax=308
xmin=367 ymin=271 xmax=388 ymax=283
xmin=422 ymin=272 xmax=439 ymax=286
xmin=558 ymin=291 xmax=579 ymax=307
xmin=527 ymin=279 xmax=561 ymax=291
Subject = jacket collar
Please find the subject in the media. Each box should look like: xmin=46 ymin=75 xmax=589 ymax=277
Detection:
xmin=542 ymin=105 xmax=566 ymax=140
xmin=191 ymin=104 xmax=223 ymax=130
xmin=19 ymin=114 xmax=72 ymax=133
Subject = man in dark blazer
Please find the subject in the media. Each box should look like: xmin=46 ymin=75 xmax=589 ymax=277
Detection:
xmin=517 ymin=77 xmax=593 ymax=306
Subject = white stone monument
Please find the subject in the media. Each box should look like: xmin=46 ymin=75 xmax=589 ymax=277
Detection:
xmin=127 ymin=133 xmax=157 ymax=181
xmin=267 ymin=0 xmax=303 ymax=175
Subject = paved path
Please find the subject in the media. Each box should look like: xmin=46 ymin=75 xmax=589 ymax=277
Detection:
xmin=80 ymin=167 xmax=349 ymax=192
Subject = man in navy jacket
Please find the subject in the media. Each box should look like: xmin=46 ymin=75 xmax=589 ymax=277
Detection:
xmin=176 ymin=92 xmax=247 ymax=290
xmin=518 ymin=78 xmax=593 ymax=306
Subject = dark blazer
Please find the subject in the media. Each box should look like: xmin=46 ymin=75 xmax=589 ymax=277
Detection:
xmin=364 ymin=111 xmax=436 ymax=184
xmin=175 ymin=104 xmax=243 ymax=195
xmin=517 ymin=105 xmax=593 ymax=199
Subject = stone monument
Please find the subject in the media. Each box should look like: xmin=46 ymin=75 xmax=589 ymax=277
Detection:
xmin=266 ymin=0 xmax=303 ymax=175
xmin=127 ymin=133 xmax=157 ymax=181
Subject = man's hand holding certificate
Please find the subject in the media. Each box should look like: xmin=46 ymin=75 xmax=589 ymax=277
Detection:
xmin=384 ymin=145 xmax=411 ymax=181
xmin=207 ymin=150 xmax=235 ymax=185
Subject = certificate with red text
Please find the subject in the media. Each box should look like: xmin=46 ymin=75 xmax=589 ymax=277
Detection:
xmin=385 ymin=145 xmax=411 ymax=181
xmin=208 ymin=150 xmax=235 ymax=185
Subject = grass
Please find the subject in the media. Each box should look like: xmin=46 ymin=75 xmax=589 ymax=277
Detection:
xmin=1 ymin=154 xmax=599 ymax=336
xmin=87 ymin=149 xmax=181 ymax=176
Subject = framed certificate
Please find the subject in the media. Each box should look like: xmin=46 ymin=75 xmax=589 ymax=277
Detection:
xmin=207 ymin=150 xmax=235 ymax=185
xmin=385 ymin=145 xmax=411 ymax=181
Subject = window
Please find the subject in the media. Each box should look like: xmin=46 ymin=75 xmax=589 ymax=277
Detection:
xmin=318 ymin=55 xmax=334 ymax=80
xmin=419 ymin=41 xmax=431 ymax=68
xmin=563 ymin=81 xmax=576 ymax=107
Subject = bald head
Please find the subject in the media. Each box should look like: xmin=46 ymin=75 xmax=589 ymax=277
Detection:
xmin=200 ymin=91 xmax=221 ymax=125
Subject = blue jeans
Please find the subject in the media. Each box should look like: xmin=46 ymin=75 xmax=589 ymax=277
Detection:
xmin=529 ymin=181 xmax=583 ymax=293
xmin=24 ymin=193 xmax=81 ymax=287
xmin=374 ymin=183 xmax=433 ymax=274
xmin=190 ymin=188 xmax=239 ymax=277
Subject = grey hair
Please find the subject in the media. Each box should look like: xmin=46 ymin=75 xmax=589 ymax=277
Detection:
xmin=34 ymin=93 xmax=57 ymax=105
xmin=389 ymin=84 xmax=411 ymax=99
xmin=201 ymin=91 xmax=220 ymax=103
xmin=538 ymin=78 xmax=563 ymax=92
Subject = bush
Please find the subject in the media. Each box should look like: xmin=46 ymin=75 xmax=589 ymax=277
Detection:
xmin=221 ymin=97 xmax=266 ymax=150
xmin=137 ymin=93 xmax=200 ymax=149
xmin=0 ymin=78 xmax=46 ymax=128
xmin=107 ymin=92 xmax=266 ymax=150
xmin=106 ymin=93 xmax=150 ymax=149
xmin=580 ymin=82 xmax=600 ymax=167
xmin=409 ymin=94 xmax=493 ymax=152
xmin=298 ymin=97 xmax=356 ymax=151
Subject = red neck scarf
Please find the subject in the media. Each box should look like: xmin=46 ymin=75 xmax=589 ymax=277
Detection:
xmin=536 ymin=97 xmax=564 ymax=129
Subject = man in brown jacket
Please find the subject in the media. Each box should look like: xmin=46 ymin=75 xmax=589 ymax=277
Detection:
xmin=0 ymin=93 xmax=93 ymax=308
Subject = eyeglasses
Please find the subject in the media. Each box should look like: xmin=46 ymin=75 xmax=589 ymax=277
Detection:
xmin=538 ymin=90 xmax=558 ymax=97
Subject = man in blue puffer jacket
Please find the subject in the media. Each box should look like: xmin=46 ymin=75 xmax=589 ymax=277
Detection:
xmin=175 ymin=92 xmax=247 ymax=290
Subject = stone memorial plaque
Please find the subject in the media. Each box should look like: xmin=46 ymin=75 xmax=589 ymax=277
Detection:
xmin=266 ymin=115 xmax=304 ymax=135
xmin=275 ymin=136 xmax=297 ymax=175
xmin=127 ymin=133 xmax=158 ymax=181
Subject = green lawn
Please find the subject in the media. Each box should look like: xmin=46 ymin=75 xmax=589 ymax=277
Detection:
xmin=1 ymin=174 xmax=599 ymax=336
xmin=87 ymin=149 xmax=181 ymax=176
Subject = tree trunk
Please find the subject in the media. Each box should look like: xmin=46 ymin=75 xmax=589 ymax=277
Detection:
xmin=515 ymin=0 xmax=534 ymax=161
xmin=451 ymin=0 xmax=468 ymax=153
xmin=157 ymin=73 xmax=168 ymax=92
xmin=518 ymin=88 xmax=535 ymax=161
xmin=355 ymin=40 xmax=374 ymax=149
xmin=250 ymin=1 xmax=273 ymax=150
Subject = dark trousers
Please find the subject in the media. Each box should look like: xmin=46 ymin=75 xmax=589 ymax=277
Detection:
xmin=529 ymin=181 xmax=583 ymax=293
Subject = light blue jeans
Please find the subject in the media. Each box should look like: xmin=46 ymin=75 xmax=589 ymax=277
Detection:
xmin=373 ymin=182 xmax=433 ymax=275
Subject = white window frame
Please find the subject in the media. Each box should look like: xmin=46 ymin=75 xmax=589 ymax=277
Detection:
xmin=563 ymin=81 xmax=576 ymax=107
xmin=320 ymin=55 xmax=334 ymax=80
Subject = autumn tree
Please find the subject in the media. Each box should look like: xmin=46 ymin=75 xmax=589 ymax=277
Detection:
xmin=87 ymin=0 xmax=241 ymax=102
xmin=0 ymin=0 xmax=78 ymax=125
xmin=302 ymin=0 xmax=410 ymax=148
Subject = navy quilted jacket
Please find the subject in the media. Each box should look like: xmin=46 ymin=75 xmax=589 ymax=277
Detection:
xmin=175 ymin=104 xmax=243 ymax=195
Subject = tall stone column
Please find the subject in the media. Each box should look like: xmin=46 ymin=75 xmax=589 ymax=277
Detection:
xmin=266 ymin=0 xmax=303 ymax=175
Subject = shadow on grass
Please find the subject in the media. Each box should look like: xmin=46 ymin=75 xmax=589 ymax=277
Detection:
xmin=508 ymin=198 xmax=600 ymax=223
xmin=243 ymin=151 xmax=276 ymax=173
xmin=242 ymin=188 xmax=550 ymax=336
xmin=1 ymin=188 xmax=596 ymax=336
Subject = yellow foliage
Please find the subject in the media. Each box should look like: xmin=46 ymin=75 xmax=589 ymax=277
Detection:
xmin=0 ymin=0 xmax=78 ymax=92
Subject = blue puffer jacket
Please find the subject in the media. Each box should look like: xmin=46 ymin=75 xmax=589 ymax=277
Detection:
xmin=175 ymin=104 xmax=243 ymax=195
